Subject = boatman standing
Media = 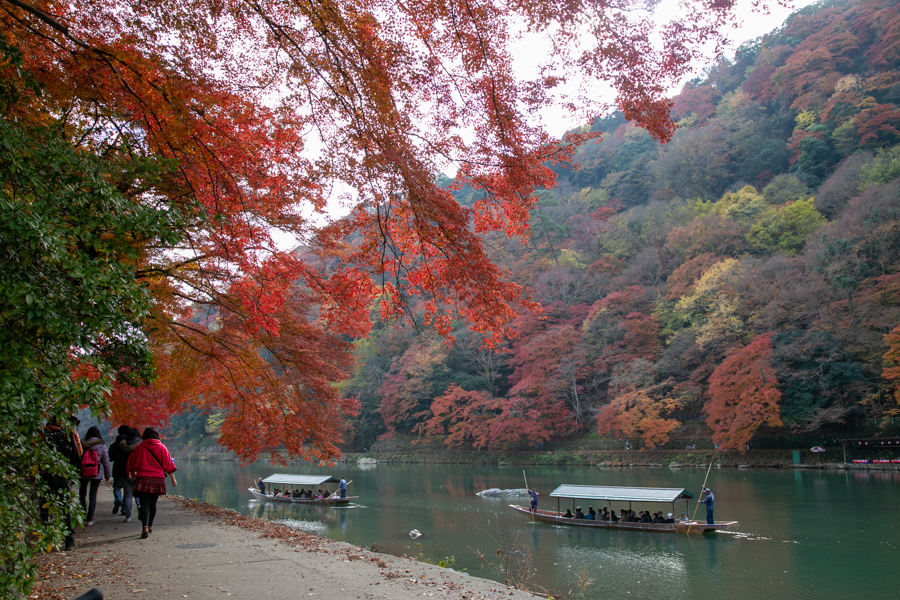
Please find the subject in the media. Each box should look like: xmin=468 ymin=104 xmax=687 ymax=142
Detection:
xmin=339 ymin=476 xmax=347 ymax=499
xmin=529 ymin=488 xmax=538 ymax=513
xmin=700 ymin=488 xmax=715 ymax=524
xmin=256 ymin=477 xmax=266 ymax=495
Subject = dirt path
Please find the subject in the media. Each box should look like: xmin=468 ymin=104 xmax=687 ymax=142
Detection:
xmin=30 ymin=487 xmax=536 ymax=600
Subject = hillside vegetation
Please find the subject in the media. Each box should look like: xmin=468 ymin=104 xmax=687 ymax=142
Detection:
xmin=328 ymin=0 xmax=900 ymax=453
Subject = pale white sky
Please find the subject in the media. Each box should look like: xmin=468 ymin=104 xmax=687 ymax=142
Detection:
xmin=512 ymin=0 xmax=819 ymax=136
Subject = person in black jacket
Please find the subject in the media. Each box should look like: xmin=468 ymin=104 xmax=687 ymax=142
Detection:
xmin=109 ymin=425 xmax=130 ymax=515
xmin=114 ymin=427 xmax=142 ymax=522
xmin=40 ymin=419 xmax=81 ymax=550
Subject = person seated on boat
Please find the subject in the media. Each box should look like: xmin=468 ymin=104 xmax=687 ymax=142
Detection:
xmin=600 ymin=507 xmax=609 ymax=521
xmin=574 ymin=506 xmax=585 ymax=519
xmin=281 ymin=490 xmax=290 ymax=498
xmin=586 ymin=506 xmax=596 ymax=520
xmin=664 ymin=513 xmax=675 ymax=523
xmin=609 ymin=510 xmax=619 ymax=522
xmin=651 ymin=512 xmax=662 ymax=523
xmin=563 ymin=509 xmax=573 ymax=518
xmin=292 ymin=489 xmax=301 ymax=498
xmin=678 ymin=512 xmax=688 ymax=522
xmin=273 ymin=489 xmax=280 ymax=496
xmin=640 ymin=511 xmax=651 ymax=523
xmin=625 ymin=510 xmax=637 ymax=522
xmin=256 ymin=478 xmax=266 ymax=495
xmin=317 ymin=488 xmax=324 ymax=499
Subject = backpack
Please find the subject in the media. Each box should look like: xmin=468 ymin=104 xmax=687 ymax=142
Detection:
xmin=81 ymin=447 xmax=99 ymax=478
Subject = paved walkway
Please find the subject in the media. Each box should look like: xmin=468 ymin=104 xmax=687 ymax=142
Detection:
xmin=31 ymin=486 xmax=537 ymax=600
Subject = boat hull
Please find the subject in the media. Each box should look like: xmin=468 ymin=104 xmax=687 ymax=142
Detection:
xmin=509 ymin=504 xmax=737 ymax=534
xmin=248 ymin=488 xmax=357 ymax=505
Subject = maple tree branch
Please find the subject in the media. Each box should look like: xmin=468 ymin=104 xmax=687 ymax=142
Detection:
xmin=1 ymin=0 xmax=94 ymax=52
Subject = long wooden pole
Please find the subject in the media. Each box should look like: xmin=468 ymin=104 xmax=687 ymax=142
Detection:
xmin=686 ymin=462 xmax=713 ymax=535
xmin=523 ymin=470 xmax=534 ymax=523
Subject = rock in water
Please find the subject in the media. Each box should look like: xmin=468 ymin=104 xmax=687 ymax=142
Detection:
xmin=357 ymin=457 xmax=377 ymax=464
xmin=476 ymin=488 xmax=528 ymax=498
xmin=409 ymin=529 xmax=423 ymax=539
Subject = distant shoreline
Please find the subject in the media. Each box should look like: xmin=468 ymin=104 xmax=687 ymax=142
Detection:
xmin=169 ymin=447 xmax=900 ymax=470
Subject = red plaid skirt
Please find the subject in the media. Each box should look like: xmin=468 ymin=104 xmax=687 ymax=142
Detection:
xmin=134 ymin=477 xmax=167 ymax=495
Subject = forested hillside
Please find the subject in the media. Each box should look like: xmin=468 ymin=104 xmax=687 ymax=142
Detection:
xmin=333 ymin=0 xmax=900 ymax=452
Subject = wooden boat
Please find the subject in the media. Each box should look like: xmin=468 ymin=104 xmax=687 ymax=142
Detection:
xmin=248 ymin=474 xmax=358 ymax=505
xmin=510 ymin=484 xmax=737 ymax=534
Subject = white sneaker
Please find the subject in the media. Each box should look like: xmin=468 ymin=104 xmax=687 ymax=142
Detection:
xmin=124 ymin=517 xmax=131 ymax=522
xmin=86 ymin=521 xmax=93 ymax=527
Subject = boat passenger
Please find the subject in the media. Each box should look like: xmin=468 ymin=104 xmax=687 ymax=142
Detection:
xmin=664 ymin=513 xmax=675 ymax=523
xmin=610 ymin=510 xmax=619 ymax=522
xmin=587 ymin=507 xmax=596 ymax=520
xmin=600 ymin=507 xmax=609 ymax=521
xmin=283 ymin=490 xmax=291 ymax=498
xmin=574 ymin=506 xmax=585 ymax=519
xmin=678 ymin=512 xmax=688 ymax=522
xmin=563 ymin=509 xmax=573 ymax=518
xmin=626 ymin=510 xmax=637 ymax=522
xmin=317 ymin=488 xmax=324 ymax=499
xmin=292 ymin=489 xmax=301 ymax=498
xmin=640 ymin=511 xmax=651 ymax=523
xmin=652 ymin=512 xmax=662 ymax=523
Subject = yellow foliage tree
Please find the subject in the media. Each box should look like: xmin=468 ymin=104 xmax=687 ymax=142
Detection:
xmin=676 ymin=258 xmax=746 ymax=349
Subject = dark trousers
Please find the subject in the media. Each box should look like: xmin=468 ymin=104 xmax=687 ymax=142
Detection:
xmin=340 ymin=488 xmax=346 ymax=498
xmin=706 ymin=510 xmax=714 ymax=525
xmin=41 ymin=479 xmax=73 ymax=540
xmin=79 ymin=478 xmax=102 ymax=522
xmin=135 ymin=491 xmax=160 ymax=528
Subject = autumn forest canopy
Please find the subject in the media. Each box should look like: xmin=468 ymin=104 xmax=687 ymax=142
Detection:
xmin=336 ymin=0 xmax=900 ymax=453
xmin=2 ymin=0 xmax=900 ymax=590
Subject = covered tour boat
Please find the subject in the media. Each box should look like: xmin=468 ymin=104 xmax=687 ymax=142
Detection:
xmin=510 ymin=484 xmax=737 ymax=534
xmin=248 ymin=474 xmax=358 ymax=505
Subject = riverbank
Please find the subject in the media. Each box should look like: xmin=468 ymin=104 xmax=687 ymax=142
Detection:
xmin=28 ymin=486 xmax=538 ymax=600
xmin=171 ymin=447 xmax=900 ymax=470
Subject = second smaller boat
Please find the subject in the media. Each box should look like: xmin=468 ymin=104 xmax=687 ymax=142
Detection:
xmin=249 ymin=474 xmax=358 ymax=505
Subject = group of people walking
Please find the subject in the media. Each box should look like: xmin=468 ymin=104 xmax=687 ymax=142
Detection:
xmin=41 ymin=419 xmax=178 ymax=549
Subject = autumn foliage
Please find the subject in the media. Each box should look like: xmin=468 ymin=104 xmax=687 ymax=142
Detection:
xmin=598 ymin=390 xmax=682 ymax=448
xmin=0 ymin=0 xmax=757 ymax=460
xmin=706 ymin=333 xmax=783 ymax=450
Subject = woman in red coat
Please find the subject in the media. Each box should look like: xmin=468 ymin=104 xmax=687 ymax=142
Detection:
xmin=126 ymin=427 xmax=177 ymax=539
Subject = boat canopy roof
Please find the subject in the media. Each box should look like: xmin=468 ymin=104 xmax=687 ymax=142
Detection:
xmin=262 ymin=474 xmax=338 ymax=486
xmin=549 ymin=485 xmax=695 ymax=503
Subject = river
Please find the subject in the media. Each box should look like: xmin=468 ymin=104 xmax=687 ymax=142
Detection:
xmin=174 ymin=460 xmax=899 ymax=600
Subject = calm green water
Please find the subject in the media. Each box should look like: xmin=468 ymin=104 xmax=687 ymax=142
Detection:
xmin=174 ymin=461 xmax=900 ymax=600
